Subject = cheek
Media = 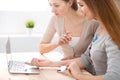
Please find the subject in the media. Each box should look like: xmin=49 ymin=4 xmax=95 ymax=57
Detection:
xmin=81 ymin=7 xmax=94 ymax=19
xmin=59 ymin=7 xmax=68 ymax=14
xmin=87 ymin=10 xmax=95 ymax=19
xmin=80 ymin=7 xmax=86 ymax=15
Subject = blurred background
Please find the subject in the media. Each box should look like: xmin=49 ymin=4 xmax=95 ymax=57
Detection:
xmin=0 ymin=0 xmax=58 ymax=53
xmin=0 ymin=0 xmax=52 ymax=35
xmin=0 ymin=0 xmax=119 ymax=53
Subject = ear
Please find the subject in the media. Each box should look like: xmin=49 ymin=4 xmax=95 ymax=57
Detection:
xmin=68 ymin=0 xmax=74 ymax=6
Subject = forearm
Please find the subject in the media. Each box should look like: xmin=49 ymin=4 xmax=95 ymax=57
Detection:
xmin=52 ymin=59 xmax=74 ymax=67
xmin=51 ymin=57 xmax=84 ymax=67
xmin=39 ymin=42 xmax=59 ymax=54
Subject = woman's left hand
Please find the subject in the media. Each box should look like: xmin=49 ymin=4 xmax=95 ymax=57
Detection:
xmin=67 ymin=61 xmax=93 ymax=80
xmin=67 ymin=61 xmax=82 ymax=78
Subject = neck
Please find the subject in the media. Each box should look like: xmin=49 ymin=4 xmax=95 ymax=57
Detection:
xmin=64 ymin=8 xmax=84 ymax=22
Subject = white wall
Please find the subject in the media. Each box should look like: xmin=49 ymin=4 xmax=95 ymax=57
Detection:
xmin=0 ymin=0 xmax=50 ymax=11
xmin=0 ymin=0 xmax=53 ymax=35
xmin=0 ymin=11 xmax=60 ymax=53
xmin=0 ymin=36 xmax=8 ymax=53
xmin=0 ymin=11 xmax=52 ymax=35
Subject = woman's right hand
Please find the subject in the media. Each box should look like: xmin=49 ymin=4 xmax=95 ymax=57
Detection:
xmin=57 ymin=31 xmax=72 ymax=45
xmin=25 ymin=58 xmax=52 ymax=67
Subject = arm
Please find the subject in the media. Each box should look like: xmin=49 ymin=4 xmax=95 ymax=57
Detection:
xmin=68 ymin=61 xmax=102 ymax=80
xmin=102 ymin=37 xmax=120 ymax=80
xmin=40 ymin=31 xmax=72 ymax=54
xmin=68 ymin=36 xmax=120 ymax=80
xmin=39 ymin=16 xmax=72 ymax=54
xmin=67 ymin=47 xmax=102 ymax=80
xmin=39 ymin=15 xmax=58 ymax=54
xmin=73 ymin=19 xmax=99 ymax=56
xmin=39 ymin=42 xmax=59 ymax=54
xmin=26 ymin=56 xmax=84 ymax=68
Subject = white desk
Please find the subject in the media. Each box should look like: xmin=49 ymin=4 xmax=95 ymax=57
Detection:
xmin=0 ymin=52 xmax=75 ymax=80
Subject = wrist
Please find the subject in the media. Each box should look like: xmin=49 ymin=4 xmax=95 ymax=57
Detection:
xmin=51 ymin=61 xmax=60 ymax=67
xmin=75 ymin=72 xmax=82 ymax=79
xmin=55 ymin=42 xmax=60 ymax=46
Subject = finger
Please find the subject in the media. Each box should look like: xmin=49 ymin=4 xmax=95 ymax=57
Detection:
xmin=60 ymin=37 xmax=68 ymax=44
xmin=63 ymin=34 xmax=72 ymax=41
xmin=65 ymin=31 xmax=72 ymax=37
xmin=61 ymin=57 xmax=73 ymax=60
xmin=38 ymin=59 xmax=45 ymax=62
xmin=62 ymin=35 xmax=70 ymax=43
xmin=66 ymin=67 xmax=73 ymax=76
xmin=61 ymin=58 xmax=69 ymax=60
xmin=59 ymin=35 xmax=71 ymax=45
xmin=25 ymin=62 xmax=32 ymax=65
xmin=66 ymin=31 xmax=71 ymax=35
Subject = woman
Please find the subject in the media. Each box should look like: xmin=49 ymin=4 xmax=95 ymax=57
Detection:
xmin=39 ymin=0 xmax=98 ymax=58
xmin=67 ymin=0 xmax=120 ymax=80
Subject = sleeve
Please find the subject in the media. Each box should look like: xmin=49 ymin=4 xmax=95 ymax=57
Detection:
xmin=80 ymin=44 xmax=96 ymax=75
xmin=73 ymin=19 xmax=99 ymax=56
xmin=102 ymin=37 xmax=120 ymax=80
xmin=40 ymin=15 xmax=57 ymax=43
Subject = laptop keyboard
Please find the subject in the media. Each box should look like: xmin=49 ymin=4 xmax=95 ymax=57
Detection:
xmin=9 ymin=61 xmax=26 ymax=72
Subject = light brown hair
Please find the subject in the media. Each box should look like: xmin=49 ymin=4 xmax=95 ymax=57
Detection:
xmin=83 ymin=0 xmax=120 ymax=48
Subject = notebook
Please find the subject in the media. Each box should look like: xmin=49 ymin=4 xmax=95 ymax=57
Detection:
xmin=5 ymin=37 xmax=40 ymax=74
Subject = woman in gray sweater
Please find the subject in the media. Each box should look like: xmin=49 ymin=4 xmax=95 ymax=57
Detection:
xmin=67 ymin=0 xmax=120 ymax=80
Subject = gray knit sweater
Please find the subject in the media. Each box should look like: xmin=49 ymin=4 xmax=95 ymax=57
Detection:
xmin=80 ymin=33 xmax=120 ymax=80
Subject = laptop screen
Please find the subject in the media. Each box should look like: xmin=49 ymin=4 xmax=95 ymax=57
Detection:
xmin=5 ymin=37 xmax=12 ymax=65
xmin=5 ymin=37 xmax=40 ymax=74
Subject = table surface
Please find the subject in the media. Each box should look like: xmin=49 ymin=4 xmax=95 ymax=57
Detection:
xmin=0 ymin=52 xmax=75 ymax=80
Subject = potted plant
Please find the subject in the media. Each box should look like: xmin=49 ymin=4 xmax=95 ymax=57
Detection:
xmin=25 ymin=19 xmax=35 ymax=35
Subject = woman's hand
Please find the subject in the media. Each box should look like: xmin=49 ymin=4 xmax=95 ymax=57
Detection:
xmin=67 ymin=62 xmax=95 ymax=80
xmin=67 ymin=61 xmax=82 ymax=78
xmin=25 ymin=58 xmax=52 ymax=67
xmin=57 ymin=31 xmax=72 ymax=45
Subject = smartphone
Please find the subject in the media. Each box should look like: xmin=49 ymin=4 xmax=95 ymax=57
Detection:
xmin=57 ymin=66 xmax=72 ymax=77
xmin=57 ymin=66 xmax=67 ymax=72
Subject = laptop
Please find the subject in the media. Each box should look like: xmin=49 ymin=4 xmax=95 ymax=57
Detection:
xmin=5 ymin=37 xmax=40 ymax=74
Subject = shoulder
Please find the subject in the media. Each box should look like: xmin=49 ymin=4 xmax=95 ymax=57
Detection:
xmin=49 ymin=15 xmax=58 ymax=21
xmin=104 ymin=34 xmax=120 ymax=56
xmin=105 ymin=34 xmax=119 ymax=49
xmin=82 ymin=19 xmax=99 ymax=34
xmin=50 ymin=15 xmax=64 ymax=21
xmin=83 ymin=19 xmax=99 ymax=29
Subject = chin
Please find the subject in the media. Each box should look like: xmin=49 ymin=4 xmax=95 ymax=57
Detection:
xmin=86 ymin=17 xmax=94 ymax=20
xmin=56 ymin=15 xmax=61 ymax=17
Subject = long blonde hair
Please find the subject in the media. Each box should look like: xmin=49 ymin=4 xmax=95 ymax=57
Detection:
xmin=83 ymin=0 xmax=120 ymax=48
